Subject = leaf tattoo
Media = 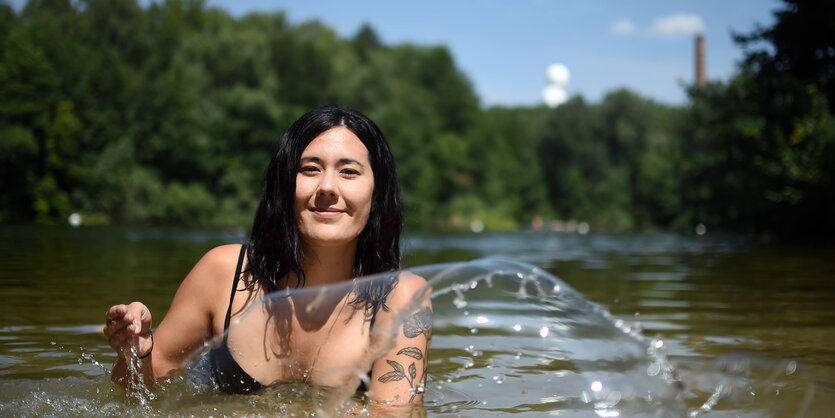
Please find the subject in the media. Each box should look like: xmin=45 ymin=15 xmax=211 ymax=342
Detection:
xmin=376 ymin=307 xmax=432 ymax=403
xmin=387 ymin=359 xmax=404 ymax=375
xmin=403 ymin=307 xmax=432 ymax=338
xmin=397 ymin=347 xmax=423 ymax=360
xmin=378 ymin=370 xmax=404 ymax=383
xmin=378 ymin=360 xmax=406 ymax=382
xmin=378 ymin=346 xmax=429 ymax=403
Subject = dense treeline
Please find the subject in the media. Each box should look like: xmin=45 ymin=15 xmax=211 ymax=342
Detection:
xmin=0 ymin=0 xmax=832 ymax=240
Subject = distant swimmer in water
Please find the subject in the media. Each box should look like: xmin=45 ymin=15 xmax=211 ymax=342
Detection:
xmin=102 ymin=105 xmax=432 ymax=411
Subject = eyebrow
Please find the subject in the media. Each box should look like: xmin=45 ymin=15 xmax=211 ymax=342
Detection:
xmin=300 ymin=156 xmax=366 ymax=168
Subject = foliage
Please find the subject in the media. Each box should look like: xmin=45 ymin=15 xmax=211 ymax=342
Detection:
xmin=0 ymin=0 xmax=832 ymax=241
xmin=677 ymin=0 xmax=835 ymax=239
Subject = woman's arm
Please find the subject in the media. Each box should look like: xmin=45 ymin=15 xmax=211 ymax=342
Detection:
xmin=367 ymin=273 xmax=433 ymax=409
xmin=103 ymin=245 xmax=240 ymax=387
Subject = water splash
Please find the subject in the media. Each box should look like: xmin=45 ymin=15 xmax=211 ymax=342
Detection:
xmin=1 ymin=258 xmax=829 ymax=416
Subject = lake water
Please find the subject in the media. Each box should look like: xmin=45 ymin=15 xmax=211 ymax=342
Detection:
xmin=0 ymin=226 xmax=833 ymax=416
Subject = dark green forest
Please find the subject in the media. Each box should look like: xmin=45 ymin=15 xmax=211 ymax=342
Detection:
xmin=0 ymin=0 xmax=833 ymax=240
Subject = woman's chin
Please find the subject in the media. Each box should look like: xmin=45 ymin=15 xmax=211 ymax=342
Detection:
xmin=302 ymin=232 xmax=360 ymax=249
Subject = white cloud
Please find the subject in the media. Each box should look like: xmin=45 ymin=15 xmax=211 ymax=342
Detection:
xmin=610 ymin=19 xmax=636 ymax=36
xmin=648 ymin=13 xmax=705 ymax=38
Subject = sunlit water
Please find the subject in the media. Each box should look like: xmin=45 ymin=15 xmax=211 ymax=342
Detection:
xmin=0 ymin=226 xmax=833 ymax=416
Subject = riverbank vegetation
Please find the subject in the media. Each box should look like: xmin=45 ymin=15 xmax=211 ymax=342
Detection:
xmin=0 ymin=0 xmax=832 ymax=240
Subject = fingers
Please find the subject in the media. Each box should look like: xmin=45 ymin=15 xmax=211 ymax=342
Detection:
xmin=104 ymin=304 xmax=127 ymax=324
xmin=103 ymin=302 xmax=152 ymax=353
xmin=130 ymin=302 xmax=153 ymax=336
xmin=106 ymin=324 xmax=138 ymax=352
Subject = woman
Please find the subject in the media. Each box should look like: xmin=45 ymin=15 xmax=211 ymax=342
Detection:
xmin=102 ymin=105 xmax=432 ymax=408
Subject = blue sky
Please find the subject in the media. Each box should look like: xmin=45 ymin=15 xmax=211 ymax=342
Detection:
xmin=205 ymin=0 xmax=780 ymax=107
xmin=7 ymin=0 xmax=782 ymax=107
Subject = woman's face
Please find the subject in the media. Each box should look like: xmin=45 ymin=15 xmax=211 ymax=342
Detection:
xmin=295 ymin=127 xmax=375 ymax=248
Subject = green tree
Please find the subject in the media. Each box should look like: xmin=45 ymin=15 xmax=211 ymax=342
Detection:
xmin=680 ymin=0 xmax=835 ymax=239
xmin=0 ymin=26 xmax=61 ymax=221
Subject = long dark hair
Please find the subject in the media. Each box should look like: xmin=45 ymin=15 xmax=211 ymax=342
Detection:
xmin=246 ymin=105 xmax=403 ymax=315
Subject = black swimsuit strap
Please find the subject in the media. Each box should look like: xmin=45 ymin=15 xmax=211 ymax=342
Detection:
xmin=223 ymin=244 xmax=248 ymax=332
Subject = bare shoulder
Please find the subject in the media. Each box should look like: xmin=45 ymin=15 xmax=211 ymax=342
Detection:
xmin=197 ymin=244 xmax=244 ymax=270
xmin=387 ymin=271 xmax=431 ymax=309
xmin=177 ymin=244 xmax=245 ymax=297
xmin=396 ymin=271 xmax=429 ymax=292
xmin=189 ymin=244 xmax=243 ymax=278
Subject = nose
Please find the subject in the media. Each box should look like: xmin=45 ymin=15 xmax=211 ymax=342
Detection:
xmin=316 ymin=171 xmax=337 ymax=198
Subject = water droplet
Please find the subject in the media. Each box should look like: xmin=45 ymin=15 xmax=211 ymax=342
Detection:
xmin=654 ymin=339 xmax=664 ymax=349
xmin=470 ymin=328 xmax=478 ymax=335
xmin=476 ymin=315 xmax=488 ymax=324
xmin=786 ymin=360 xmax=797 ymax=375
xmin=492 ymin=375 xmax=505 ymax=384
xmin=513 ymin=324 xmax=522 ymax=332
xmin=539 ymin=326 xmax=550 ymax=338
xmin=591 ymin=381 xmax=603 ymax=392
xmin=453 ymin=288 xmax=468 ymax=308
xmin=606 ymin=390 xmax=622 ymax=406
xmin=515 ymin=352 xmax=522 ymax=359
xmin=553 ymin=284 xmax=561 ymax=293
xmin=469 ymin=281 xmax=478 ymax=289
xmin=647 ymin=362 xmax=661 ymax=377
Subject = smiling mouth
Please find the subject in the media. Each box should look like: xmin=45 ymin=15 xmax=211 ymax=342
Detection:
xmin=310 ymin=208 xmax=344 ymax=219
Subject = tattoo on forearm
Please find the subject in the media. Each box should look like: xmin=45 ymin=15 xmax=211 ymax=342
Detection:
xmin=377 ymin=307 xmax=432 ymax=402
xmin=377 ymin=347 xmax=426 ymax=402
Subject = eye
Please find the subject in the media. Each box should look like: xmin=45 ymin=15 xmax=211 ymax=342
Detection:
xmin=340 ymin=168 xmax=360 ymax=177
xmin=300 ymin=165 xmax=320 ymax=175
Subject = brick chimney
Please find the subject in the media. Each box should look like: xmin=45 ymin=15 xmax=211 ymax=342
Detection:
xmin=695 ymin=34 xmax=705 ymax=87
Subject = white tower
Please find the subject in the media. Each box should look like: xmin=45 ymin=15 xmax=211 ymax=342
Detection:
xmin=542 ymin=63 xmax=571 ymax=107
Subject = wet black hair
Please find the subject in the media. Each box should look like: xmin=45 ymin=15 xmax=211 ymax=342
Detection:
xmin=246 ymin=105 xmax=403 ymax=316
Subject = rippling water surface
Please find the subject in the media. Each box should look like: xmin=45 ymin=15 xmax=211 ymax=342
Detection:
xmin=0 ymin=226 xmax=833 ymax=416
